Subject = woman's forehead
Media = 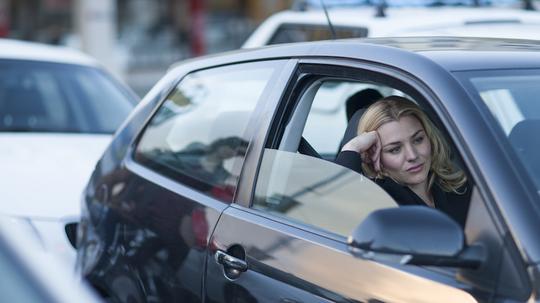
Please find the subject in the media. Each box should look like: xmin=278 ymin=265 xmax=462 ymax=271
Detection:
xmin=378 ymin=115 xmax=424 ymax=144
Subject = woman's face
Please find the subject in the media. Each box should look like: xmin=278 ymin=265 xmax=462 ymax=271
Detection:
xmin=377 ymin=115 xmax=432 ymax=189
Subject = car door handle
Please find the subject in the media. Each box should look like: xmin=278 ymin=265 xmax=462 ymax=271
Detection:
xmin=215 ymin=250 xmax=248 ymax=272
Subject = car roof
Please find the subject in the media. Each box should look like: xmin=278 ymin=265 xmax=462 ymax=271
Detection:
xmin=0 ymin=38 xmax=98 ymax=66
xmin=178 ymin=36 xmax=540 ymax=74
xmin=355 ymin=36 xmax=540 ymax=70
xmin=242 ymin=7 xmax=540 ymax=48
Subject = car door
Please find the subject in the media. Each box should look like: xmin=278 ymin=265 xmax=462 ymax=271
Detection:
xmin=81 ymin=59 xmax=295 ymax=303
xmin=204 ymin=60 xmax=531 ymax=302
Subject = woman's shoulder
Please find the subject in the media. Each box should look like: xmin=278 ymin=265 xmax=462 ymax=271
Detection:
xmin=437 ymin=181 xmax=471 ymax=209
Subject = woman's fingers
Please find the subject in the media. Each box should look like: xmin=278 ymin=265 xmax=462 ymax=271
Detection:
xmin=341 ymin=132 xmax=376 ymax=154
xmin=370 ymin=131 xmax=382 ymax=172
xmin=376 ymin=131 xmax=382 ymax=172
xmin=342 ymin=131 xmax=382 ymax=172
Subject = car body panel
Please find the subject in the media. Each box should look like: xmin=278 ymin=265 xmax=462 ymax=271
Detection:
xmin=206 ymin=206 xmax=482 ymax=303
xmin=185 ymin=37 xmax=540 ymax=73
xmin=80 ymin=164 xmax=226 ymax=302
xmin=0 ymin=133 xmax=110 ymax=218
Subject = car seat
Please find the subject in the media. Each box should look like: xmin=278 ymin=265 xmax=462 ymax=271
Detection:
xmin=338 ymin=89 xmax=383 ymax=154
xmin=509 ymin=119 xmax=540 ymax=187
xmin=345 ymin=88 xmax=383 ymax=122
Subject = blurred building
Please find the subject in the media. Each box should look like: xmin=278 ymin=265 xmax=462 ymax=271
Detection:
xmin=1 ymin=0 xmax=292 ymax=96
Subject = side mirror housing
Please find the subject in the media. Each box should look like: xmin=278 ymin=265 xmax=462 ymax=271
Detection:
xmin=348 ymin=206 xmax=483 ymax=268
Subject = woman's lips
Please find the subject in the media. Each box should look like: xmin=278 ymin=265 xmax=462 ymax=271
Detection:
xmin=407 ymin=163 xmax=424 ymax=173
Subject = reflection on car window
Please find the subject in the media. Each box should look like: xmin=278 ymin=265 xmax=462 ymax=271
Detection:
xmin=254 ymin=149 xmax=396 ymax=236
xmin=135 ymin=61 xmax=282 ymax=202
xmin=460 ymin=70 xmax=540 ymax=189
xmin=0 ymin=60 xmax=135 ymax=133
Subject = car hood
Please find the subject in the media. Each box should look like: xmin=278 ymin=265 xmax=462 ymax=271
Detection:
xmin=0 ymin=133 xmax=111 ymax=219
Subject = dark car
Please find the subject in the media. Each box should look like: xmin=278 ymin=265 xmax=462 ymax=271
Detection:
xmin=76 ymin=37 xmax=540 ymax=302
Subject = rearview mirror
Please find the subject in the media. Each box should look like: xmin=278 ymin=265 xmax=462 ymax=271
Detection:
xmin=348 ymin=206 xmax=483 ymax=268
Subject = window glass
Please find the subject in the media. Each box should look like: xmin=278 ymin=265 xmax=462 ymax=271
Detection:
xmin=268 ymin=24 xmax=367 ymax=45
xmin=456 ymin=69 xmax=540 ymax=190
xmin=255 ymin=79 xmax=400 ymax=236
xmin=0 ymin=60 xmax=135 ymax=133
xmin=254 ymin=149 xmax=396 ymax=237
xmin=135 ymin=61 xmax=282 ymax=202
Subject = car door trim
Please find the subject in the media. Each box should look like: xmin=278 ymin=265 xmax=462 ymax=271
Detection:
xmin=234 ymin=59 xmax=299 ymax=207
xmin=124 ymin=156 xmax=230 ymax=211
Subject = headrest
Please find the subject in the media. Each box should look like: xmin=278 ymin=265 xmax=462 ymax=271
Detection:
xmin=509 ymin=119 xmax=540 ymax=186
xmin=509 ymin=119 xmax=540 ymax=149
xmin=345 ymin=88 xmax=383 ymax=122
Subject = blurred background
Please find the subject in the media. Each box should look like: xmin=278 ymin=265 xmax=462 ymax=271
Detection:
xmin=1 ymin=0 xmax=538 ymax=97
xmin=0 ymin=0 xmax=294 ymax=96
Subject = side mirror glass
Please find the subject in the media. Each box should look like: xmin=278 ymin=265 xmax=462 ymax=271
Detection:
xmin=348 ymin=206 xmax=483 ymax=268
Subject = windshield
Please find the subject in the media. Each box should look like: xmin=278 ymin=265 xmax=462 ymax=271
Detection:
xmin=0 ymin=59 xmax=136 ymax=134
xmin=456 ymin=69 xmax=540 ymax=190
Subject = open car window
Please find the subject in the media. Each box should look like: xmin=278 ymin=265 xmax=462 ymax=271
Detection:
xmin=253 ymin=78 xmax=409 ymax=237
xmin=254 ymin=72 xmax=474 ymax=239
xmin=290 ymin=79 xmax=402 ymax=160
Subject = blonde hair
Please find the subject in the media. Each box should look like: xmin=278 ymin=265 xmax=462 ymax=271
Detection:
xmin=358 ymin=96 xmax=467 ymax=193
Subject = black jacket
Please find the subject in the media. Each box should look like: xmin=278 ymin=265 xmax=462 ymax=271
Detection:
xmin=335 ymin=151 xmax=471 ymax=228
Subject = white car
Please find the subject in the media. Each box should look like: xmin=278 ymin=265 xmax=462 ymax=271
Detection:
xmin=242 ymin=5 xmax=540 ymax=48
xmin=0 ymin=39 xmax=138 ymax=267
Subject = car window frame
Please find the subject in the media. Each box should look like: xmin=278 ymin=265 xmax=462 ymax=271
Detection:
xmin=235 ymin=59 xmax=453 ymax=241
xmin=252 ymin=58 xmax=495 ymax=213
xmin=127 ymin=58 xmax=298 ymax=207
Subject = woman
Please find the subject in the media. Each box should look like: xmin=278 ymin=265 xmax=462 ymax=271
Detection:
xmin=336 ymin=96 xmax=471 ymax=227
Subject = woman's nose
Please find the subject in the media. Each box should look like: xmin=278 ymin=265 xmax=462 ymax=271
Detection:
xmin=405 ymin=144 xmax=418 ymax=161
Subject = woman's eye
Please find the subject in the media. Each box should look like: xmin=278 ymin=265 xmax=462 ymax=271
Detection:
xmin=413 ymin=136 xmax=424 ymax=144
xmin=387 ymin=147 xmax=400 ymax=154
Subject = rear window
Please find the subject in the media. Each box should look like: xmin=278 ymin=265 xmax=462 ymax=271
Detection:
xmin=0 ymin=59 xmax=136 ymax=134
xmin=267 ymin=23 xmax=368 ymax=45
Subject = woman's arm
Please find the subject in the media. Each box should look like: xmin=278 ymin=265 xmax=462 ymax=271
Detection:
xmin=337 ymin=131 xmax=382 ymax=173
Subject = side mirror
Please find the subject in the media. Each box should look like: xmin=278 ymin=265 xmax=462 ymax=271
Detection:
xmin=348 ymin=206 xmax=483 ymax=268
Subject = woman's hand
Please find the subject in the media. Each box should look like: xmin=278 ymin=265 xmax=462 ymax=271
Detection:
xmin=341 ymin=131 xmax=381 ymax=172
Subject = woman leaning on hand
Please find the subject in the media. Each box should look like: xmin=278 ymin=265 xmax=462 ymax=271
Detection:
xmin=336 ymin=95 xmax=471 ymax=227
